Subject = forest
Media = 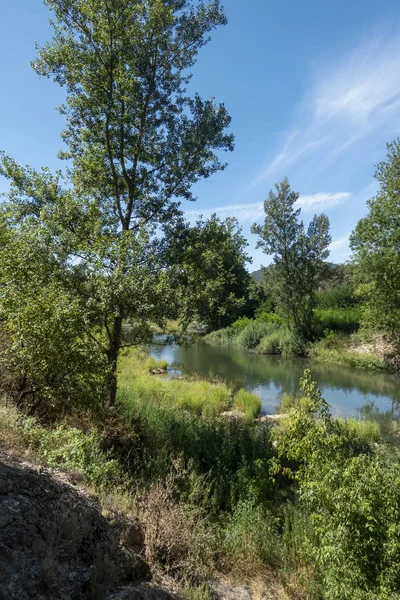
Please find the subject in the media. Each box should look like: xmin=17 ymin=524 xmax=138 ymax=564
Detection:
xmin=1 ymin=1 xmax=400 ymax=599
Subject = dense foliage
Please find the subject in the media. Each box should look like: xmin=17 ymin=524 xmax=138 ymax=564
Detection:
xmin=170 ymin=215 xmax=252 ymax=331
xmin=351 ymin=139 xmax=400 ymax=347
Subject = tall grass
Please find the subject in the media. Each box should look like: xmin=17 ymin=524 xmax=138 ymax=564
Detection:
xmin=233 ymin=389 xmax=262 ymax=420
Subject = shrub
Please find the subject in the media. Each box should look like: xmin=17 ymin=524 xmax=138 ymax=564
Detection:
xmin=304 ymin=454 xmax=400 ymax=600
xmin=237 ymin=322 xmax=280 ymax=350
xmin=256 ymin=328 xmax=288 ymax=354
xmin=344 ymin=418 xmax=381 ymax=444
xmin=0 ymin=399 xmax=122 ymax=488
xmin=314 ymin=307 xmax=361 ymax=334
xmin=255 ymin=311 xmax=283 ymax=324
xmin=205 ymin=326 xmax=237 ymax=344
xmin=120 ymin=389 xmax=275 ymax=512
xmin=275 ymin=371 xmax=400 ymax=599
xmin=280 ymin=331 xmax=307 ymax=357
xmin=230 ymin=316 xmax=252 ymax=332
xmin=316 ymin=285 xmax=358 ymax=310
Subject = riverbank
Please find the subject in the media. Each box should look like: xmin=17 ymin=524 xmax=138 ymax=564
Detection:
xmin=206 ymin=319 xmax=395 ymax=372
xmin=2 ymin=354 xmax=400 ymax=600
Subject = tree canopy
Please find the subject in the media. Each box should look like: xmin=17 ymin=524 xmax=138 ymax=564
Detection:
xmin=172 ymin=214 xmax=252 ymax=331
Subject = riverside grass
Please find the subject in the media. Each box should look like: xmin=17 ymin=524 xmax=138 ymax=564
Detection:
xmin=118 ymin=348 xmax=261 ymax=419
xmin=207 ymin=316 xmax=388 ymax=371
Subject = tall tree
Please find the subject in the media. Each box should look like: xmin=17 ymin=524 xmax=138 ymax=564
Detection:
xmin=172 ymin=214 xmax=252 ymax=331
xmin=251 ymin=178 xmax=331 ymax=340
xmin=350 ymin=139 xmax=400 ymax=346
xmin=1 ymin=0 xmax=233 ymax=406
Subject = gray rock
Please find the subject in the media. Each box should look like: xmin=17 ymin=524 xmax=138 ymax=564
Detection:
xmin=109 ymin=583 xmax=175 ymax=599
xmin=0 ymin=451 xmax=149 ymax=599
xmin=209 ymin=582 xmax=252 ymax=600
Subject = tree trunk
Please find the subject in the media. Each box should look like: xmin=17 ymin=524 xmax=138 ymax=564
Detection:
xmin=107 ymin=314 xmax=123 ymax=407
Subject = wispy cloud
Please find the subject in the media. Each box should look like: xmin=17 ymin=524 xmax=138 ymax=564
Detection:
xmin=185 ymin=191 xmax=352 ymax=223
xmin=329 ymin=233 xmax=350 ymax=252
xmin=252 ymin=32 xmax=400 ymax=186
xmin=296 ymin=192 xmax=351 ymax=210
xmin=329 ymin=233 xmax=352 ymax=262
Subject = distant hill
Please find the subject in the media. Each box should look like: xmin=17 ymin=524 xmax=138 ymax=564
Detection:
xmin=251 ymin=262 xmax=351 ymax=286
xmin=250 ymin=269 xmax=264 ymax=281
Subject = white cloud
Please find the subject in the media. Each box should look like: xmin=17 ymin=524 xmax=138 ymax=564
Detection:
xmin=252 ymin=32 xmax=400 ymax=186
xmin=185 ymin=191 xmax=352 ymax=223
xmin=296 ymin=192 xmax=351 ymax=210
xmin=329 ymin=234 xmax=350 ymax=251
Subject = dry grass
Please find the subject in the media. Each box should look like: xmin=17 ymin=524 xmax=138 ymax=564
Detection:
xmin=0 ymin=399 xmax=37 ymax=459
xmin=136 ymin=463 xmax=216 ymax=582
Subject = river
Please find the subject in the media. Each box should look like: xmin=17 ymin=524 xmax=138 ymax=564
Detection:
xmin=148 ymin=337 xmax=400 ymax=417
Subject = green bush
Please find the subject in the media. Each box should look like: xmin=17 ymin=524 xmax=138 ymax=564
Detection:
xmin=280 ymin=331 xmax=307 ymax=357
xmin=256 ymin=328 xmax=290 ymax=355
xmin=255 ymin=311 xmax=283 ymax=324
xmin=206 ymin=326 xmax=237 ymax=344
xmin=275 ymin=370 xmax=400 ymax=599
xmin=35 ymin=425 xmax=122 ymax=487
xmin=314 ymin=307 xmax=361 ymax=334
xmin=230 ymin=316 xmax=252 ymax=331
xmin=237 ymin=322 xmax=280 ymax=350
xmin=305 ymin=454 xmax=400 ymax=599
xmin=0 ymin=402 xmax=123 ymax=488
xmin=316 ymin=285 xmax=358 ymax=310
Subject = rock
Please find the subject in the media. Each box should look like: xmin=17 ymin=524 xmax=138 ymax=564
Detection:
xmin=109 ymin=583 xmax=175 ymax=599
xmin=256 ymin=414 xmax=286 ymax=424
xmin=219 ymin=410 xmax=246 ymax=420
xmin=0 ymin=451 xmax=148 ymax=599
xmin=209 ymin=581 xmax=252 ymax=600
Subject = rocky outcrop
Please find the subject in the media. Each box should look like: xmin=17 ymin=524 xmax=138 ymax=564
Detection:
xmin=0 ymin=451 xmax=150 ymax=599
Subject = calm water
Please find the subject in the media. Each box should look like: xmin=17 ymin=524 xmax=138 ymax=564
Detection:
xmin=148 ymin=338 xmax=400 ymax=417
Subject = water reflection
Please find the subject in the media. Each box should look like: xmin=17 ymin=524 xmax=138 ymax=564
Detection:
xmin=148 ymin=338 xmax=400 ymax=417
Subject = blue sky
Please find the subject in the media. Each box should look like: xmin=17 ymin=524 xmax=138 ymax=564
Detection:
xmin=1 ymin=0 xmax=400 ymax=270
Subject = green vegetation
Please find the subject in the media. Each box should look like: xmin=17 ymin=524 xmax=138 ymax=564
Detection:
xmin=3 ymin=364 xmax=400 ymax=599
xmin=206 ymin=314 xmax=389 ymax=370
xmin=314 ymin=307 xmax=361 ymax=335
xmin=171 ymin=215 xmax=253 ymax=332
xmin=0 ymin=0 xmax=235 ymax=410
xmin=119 ymin=349 xmax=261 ymax=419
